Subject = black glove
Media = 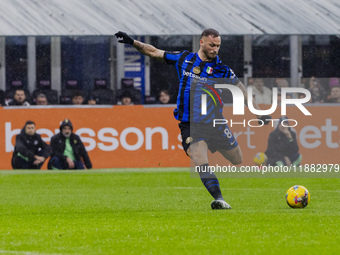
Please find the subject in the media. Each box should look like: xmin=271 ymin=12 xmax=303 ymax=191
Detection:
xmin=115 ymin=31 xmax=134 ymax=45
xmin=258 ymin=115 xmax=272 ymax=125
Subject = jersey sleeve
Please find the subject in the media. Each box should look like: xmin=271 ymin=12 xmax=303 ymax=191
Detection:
xmin=163 ymin=51 xmax=185 ymax=65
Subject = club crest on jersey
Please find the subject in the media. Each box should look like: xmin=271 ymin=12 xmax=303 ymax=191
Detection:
xmin=206 ymin=66 xmax=213 ymax=74
xmin=193 ymin=66 xmax=201 ymax=74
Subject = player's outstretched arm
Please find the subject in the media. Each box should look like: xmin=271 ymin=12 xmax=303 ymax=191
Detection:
xmin=115 ymin=31 xmax=165 ymax=61
xmin=236 ymin=82 xmax=271 ymax=125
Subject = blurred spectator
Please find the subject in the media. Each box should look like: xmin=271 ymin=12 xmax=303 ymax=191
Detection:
xmin=248 ymin=78 xmax=272 ymax=104
xmin=326 ymin=86 xmax=340 ymax=103
xmin=117 ymin=90 xmax=134 ymax=105
xmin=6 ymin=89 xmax=30 ymax=106
xmin=265 ymin=116 xmax=302 ymax=166
xmin=157 ymin=89 xmax=171 ymax=104
xmin=119 ymin=78 xmax=141 ymax=104
xmin=12 ymin=120 xmax=51 ymax=169
xmin=298 ymin=93 xmax=312 ymax=103
xmin=298 ymin=93 xmax=305 ymax=99
xmin=300 ymin=77 xmax=308 ymax=88
xmin=277 ymin=79 xmax=289 ymax=89
xmin=286 ymin=93 xmax=293 ymax=99
xmin=72 ymin=90 xmax=85 ymax=105
xmin=48 ymin=119 xmax=92 ymax=170
xmin=35 ymin=94 xmax=48 ymax=105
xmin=87 ymin=95 xmax=99 ymax=105
xmin=308 ymin=77 xmax=326 ymax=103
xmin=277 ymin=90 xmax=297 ymax=104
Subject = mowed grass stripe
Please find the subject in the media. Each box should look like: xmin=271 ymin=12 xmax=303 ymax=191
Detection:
xmin=0 ymin=169 xmax=339 ymax=254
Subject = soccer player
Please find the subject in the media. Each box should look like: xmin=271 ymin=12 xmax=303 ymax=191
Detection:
xmin=115 ymin=29 xmax=271 ymax=209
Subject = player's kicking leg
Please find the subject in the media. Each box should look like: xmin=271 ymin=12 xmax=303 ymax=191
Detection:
xmin=188 ymin=140 xmax=232 ymax=210
xmin=218 ymin=145 xmax=243 ymax=165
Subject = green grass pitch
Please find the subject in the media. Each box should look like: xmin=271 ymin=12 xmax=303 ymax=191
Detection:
xmin=0 ymin=168 xmax=339 ymax=254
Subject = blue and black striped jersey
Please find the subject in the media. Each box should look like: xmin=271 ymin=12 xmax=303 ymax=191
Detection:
xmin=164 ymin=50 xmax=240 ymax=123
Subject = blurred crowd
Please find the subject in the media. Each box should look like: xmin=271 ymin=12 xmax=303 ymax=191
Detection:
xmin=0 ymin=77 xmax=339 ymax=107
xmin=247 ymin=77 xmax=340 ymax=104
xmin=0 ymin=77 xmax=174 ymax=107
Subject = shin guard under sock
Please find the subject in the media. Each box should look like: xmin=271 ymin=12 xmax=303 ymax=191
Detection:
xmin=197 ymin=164 xmax=223 ymax=200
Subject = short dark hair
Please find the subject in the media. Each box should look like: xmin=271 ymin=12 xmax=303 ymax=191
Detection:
xmin=25 ymin=120 xmax=35 ymax=126
xmin=120 ymin=90 xmax=132 ymax=99
xmin=159 ymin=89 xmax=170 ymax=97
xmin=72 ymin=90 xmax=83 ymax=99
xmin=201 ymin=28 xmax=220 ymax=38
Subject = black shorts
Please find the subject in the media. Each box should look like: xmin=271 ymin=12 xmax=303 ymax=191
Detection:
xmin=179 ymin=122 xmax=238 ymax=156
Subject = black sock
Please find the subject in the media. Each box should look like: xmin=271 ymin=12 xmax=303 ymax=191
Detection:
xmin=197 ymin=164 xmax=223 ymax=200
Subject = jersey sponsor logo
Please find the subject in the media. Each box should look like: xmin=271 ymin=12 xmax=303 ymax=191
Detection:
xmin=182 ymin=70 xmax=207 ymax=83
xmin=185 ymin=60 xmax=194 ymax=64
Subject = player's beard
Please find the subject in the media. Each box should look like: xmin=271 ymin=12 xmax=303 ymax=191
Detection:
xmin=202 ymin=48 xmax=217 ymax=61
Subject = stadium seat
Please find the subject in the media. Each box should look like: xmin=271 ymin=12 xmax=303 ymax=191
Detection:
xmin=60 ymin=80 xmax=81 ymax=105
xmin=89 ymin=79 xmax=115 ymax=104
xmin=90 ymin=89 xmax=115 ymax=104
xmin=144 ymin=95 xmax=157 ymax=104
xmin=59 ymin=95 xmax=72 ymax=105
xmin=9 ymin=80 xmax=24 ymax=90
xmin=32 ymin=80 xmax=58 ymax=104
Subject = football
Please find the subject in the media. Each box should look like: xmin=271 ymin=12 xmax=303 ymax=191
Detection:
xmin=286 ymin=185 xmax=310 ymax=208
xmin=253 ymin=152 xmax=268 ymax=166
